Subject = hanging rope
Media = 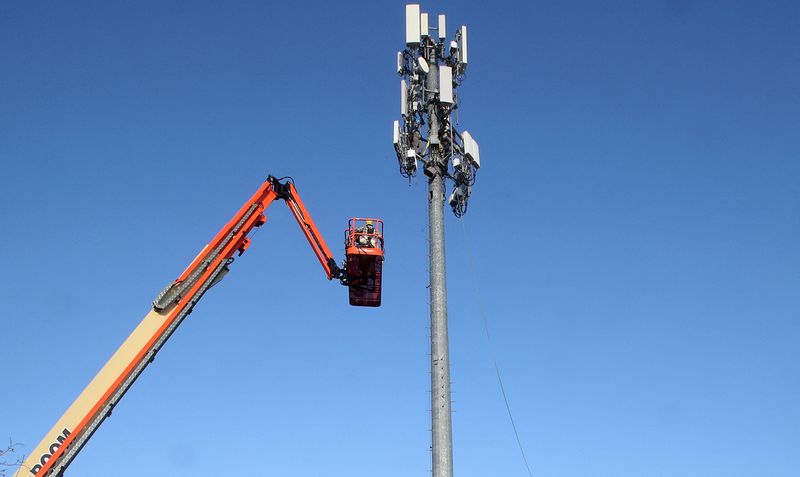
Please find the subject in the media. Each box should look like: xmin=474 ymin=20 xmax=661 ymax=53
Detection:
xmin=459 ymin=218 xmax=535 ymax=477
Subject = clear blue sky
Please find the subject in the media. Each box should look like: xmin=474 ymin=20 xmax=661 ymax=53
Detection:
xmin=1 ymin=1 xmax=798 ymax=476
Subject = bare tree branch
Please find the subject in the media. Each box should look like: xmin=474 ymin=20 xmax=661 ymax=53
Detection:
xmin=0 ymin=438 xmax=23 ymax=477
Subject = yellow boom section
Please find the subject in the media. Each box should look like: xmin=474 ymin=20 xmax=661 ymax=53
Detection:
xmin=16 ymin=309 xmax=169 ymax=476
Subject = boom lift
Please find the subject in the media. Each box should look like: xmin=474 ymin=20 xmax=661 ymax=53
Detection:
xmin=15 ymin=175 xmax=385 ymax=477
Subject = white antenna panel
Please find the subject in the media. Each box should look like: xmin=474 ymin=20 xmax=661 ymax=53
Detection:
xmin=401 ymin=80 xmax=408 ymax=116
xmin=406 ymin=4 xmax=421 ymax=45
xmin=463 ymin=131 xmax=480 ymax=169
xmin=393 ymin=120 xmax=400 ymax=145
xmin=458 ymin=25 xmax=468 ymax=69
xmin=397 ymin=51 xmax=403 ymax=74
xmin=439 ymin=65 xmax=453 ymax=104
xmin=470 ymin=137 xmax=480 ymax=169
xmin=438 ymin=14 xmax=446 ymax=40
xmin=420 ymin=13 xmax=429 ymax=37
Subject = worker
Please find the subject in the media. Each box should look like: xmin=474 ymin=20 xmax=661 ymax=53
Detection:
xmin=358 ymin=220 xmax=377 ymax=247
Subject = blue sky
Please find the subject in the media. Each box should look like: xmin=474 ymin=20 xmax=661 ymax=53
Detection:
xmin=1 ymin=1 xmax=798 ymax=476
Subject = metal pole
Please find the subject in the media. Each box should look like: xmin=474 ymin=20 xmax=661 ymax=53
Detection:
xmin=428 ymin=172 xmax=453 ymax=477
xmin=426 ymin=42 xmax=440 ymax=147
xmin=395 ymin=8 xmax=479 ymax=476
xmin=426 ymin=40 xmax=454 ymax=477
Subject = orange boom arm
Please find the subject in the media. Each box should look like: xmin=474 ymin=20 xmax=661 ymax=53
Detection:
xmin=17 ymin=175 xmax=381 ymax=477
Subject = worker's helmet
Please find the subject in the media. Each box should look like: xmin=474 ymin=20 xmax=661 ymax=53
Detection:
xmin=366 ymin=220 xmax=373 ymax=226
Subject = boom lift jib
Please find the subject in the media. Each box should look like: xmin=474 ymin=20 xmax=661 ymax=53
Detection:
xmin=16 ymin=175 xmax=385 ymax=477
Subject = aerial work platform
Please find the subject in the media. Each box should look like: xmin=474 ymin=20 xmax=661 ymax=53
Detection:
xmin=345 ymin=218 xmax=385 ymax=307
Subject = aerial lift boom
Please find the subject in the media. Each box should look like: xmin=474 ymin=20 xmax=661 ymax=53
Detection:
xmin=16 ymin=175 xmax=384 ymax=477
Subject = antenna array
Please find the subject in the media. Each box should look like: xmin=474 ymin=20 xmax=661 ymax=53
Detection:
xmin=393 ymin=4 xmax=481 ymax=217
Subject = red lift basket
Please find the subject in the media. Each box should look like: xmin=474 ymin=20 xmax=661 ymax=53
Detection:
xmin=345 ymin=218 xmax=385 ymax=307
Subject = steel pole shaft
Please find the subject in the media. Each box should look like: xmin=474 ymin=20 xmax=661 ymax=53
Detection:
xmin=426 ymin=41 xmax=440 ymax=145
xmin=428 ymin=172 xmax=453 ymax=477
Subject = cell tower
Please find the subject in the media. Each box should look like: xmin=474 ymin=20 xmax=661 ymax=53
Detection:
xmin=392 ymin=5 xmax=481 ymax=477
